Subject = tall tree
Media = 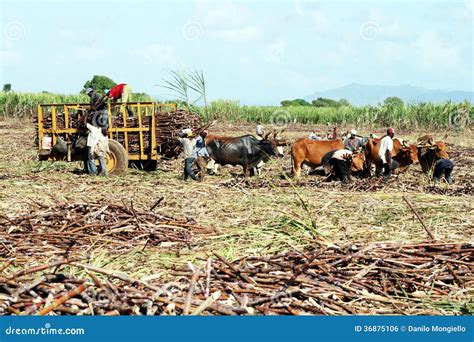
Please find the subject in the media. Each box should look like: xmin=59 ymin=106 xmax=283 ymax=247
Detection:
xmin=384 ymin=96 xmax=404 ymax=108
xmin=281 ymin=99 xmax=311 ymax=106
xmin=82 ymin=75 xmax=117 ymax=94
xmin=339 ymin=98 xmax=350 ymax=106
xmin=312 ymin=97 xmax=341 ymax=108
xmin=2 ymin=84 xmax=11 ymax=92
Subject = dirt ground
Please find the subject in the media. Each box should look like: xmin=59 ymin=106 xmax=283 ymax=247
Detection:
xmin=0 ymin=119 xmax=473 ymax=278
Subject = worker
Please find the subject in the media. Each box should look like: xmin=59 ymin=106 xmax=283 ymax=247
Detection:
xmin=105 ymin=83 xmax=133 ymax=117
xmin=85 ymin=88 xmax=108 ymax=128
xmin=332 ymin=127 xmax=339 ymax=140
xmin=379 ymin=127 xmax=398 ymax=180
xmin=419 ymin=145 xmax=455 ymax=185
xmin=328 ymin=149 xmax=353 ymax=183
xmin=256 ymin=122 xmax=264 ymax=139
xmin=433 ymin=159 xmax=454 ymax=184
xmin=178 ymin=129 xmax=198 ymax=181
xmin=192 ymin=130 xmax=210 ymax=181
xmin=309 ymin=130 xmax=320 ymax=140
xmin=344 ymin=129 xmax=363 ymax=151
xmin=84 ymin=124 xmax=109 ymax=176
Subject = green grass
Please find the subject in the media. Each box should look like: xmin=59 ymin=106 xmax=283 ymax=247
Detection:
xmin=0 ymin=91 xmax=472 ymax=129
xmin=0 ymin=91 xmax=153 ymax=118
xmin=198 ymin=99 xmax=473 ymax=130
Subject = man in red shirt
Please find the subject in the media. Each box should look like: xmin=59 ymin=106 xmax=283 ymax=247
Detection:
xmin=105 ymin=83 xmax=133 ymax=116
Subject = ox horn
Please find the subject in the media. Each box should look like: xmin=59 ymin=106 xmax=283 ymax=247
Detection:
xmin=276 ymin=128 xmax=286 ymax=137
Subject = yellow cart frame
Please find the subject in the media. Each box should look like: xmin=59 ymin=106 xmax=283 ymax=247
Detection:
xmin=37 ymin=102 xmax=176 ymax=171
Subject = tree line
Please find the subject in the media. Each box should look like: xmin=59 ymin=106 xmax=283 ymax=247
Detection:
xmin=281 ymin=96 xmax=405 ymax=108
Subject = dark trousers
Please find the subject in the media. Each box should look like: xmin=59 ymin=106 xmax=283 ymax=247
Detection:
xmin=383 ymin=160 xmax=400 ymax=178
xmin=184 ymin=157 xmax=197 ymax=180
xmin=330 ymin=158 xmax=351 ymax=183
xmin=433 ymin=159 xmax=454 ymax=182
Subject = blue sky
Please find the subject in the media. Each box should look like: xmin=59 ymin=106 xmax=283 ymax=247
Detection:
xmin=1 ymin=0 xmax=473 ymax=105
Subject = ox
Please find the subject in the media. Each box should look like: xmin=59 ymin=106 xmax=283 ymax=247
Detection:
xmin=350 ymin=151 xmax=366 ymax=172
xmin=364 ymin=137 xmax=419 ymax=176
xmin=205 ymin=134 xmax=283 ymax=177
xmin=417 ymin=137 xmax=449 ymax=175
xmin=291 ymin=139 xmax=345 ymax=177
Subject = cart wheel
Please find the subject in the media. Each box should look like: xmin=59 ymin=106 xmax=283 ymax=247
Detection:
xmin=106 ymin=140 xmax=128 ymax=175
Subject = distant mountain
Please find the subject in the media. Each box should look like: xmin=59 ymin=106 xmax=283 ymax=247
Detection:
xmin=304 ymin=83 xmax=473 ymax=106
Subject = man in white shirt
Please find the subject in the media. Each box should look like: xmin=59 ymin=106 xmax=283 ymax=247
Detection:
xmin=327 ymin=149 xmax=353 ymax=183
xmin=309 ymin=130 xmax=320 ymax=140
xmin=378 ymin=128 xmax=398 ymax=180
xmin=256 ymin=122 xmax=264 ymax=139
xmin=178 ymin=129 xmax=198 ymax=181
xmin=85 ymin=123 xmax=109 ymax=176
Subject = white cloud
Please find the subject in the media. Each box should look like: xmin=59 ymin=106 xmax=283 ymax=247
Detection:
xmin=0 ymin=50 xmax=23 ymax=66
xmin=211 ymin=26 xmax=264 ymax=43
xmin=284 ymin=70 xmax=338 ymax=92
xmin=73 ymin=46 xmax=104 ymax=62
xmin=131 ymin=44 xmax=176 ymax=64
xmin=412 ymin=31 xmax=461 ymax=71
xmin=378 ymin=41 xmax=404 ymax=63
xmin=191 ymin=2 xmax=265 ymax=43
xmin=262 ymin=40 xmax=286 ymax=64
xmin=459 ymin=0 xmax=474 ymax=20
xmin=58 ymin=29 xmax=100 ymax=47
xmin=57 ymin=29 xmax=105 ymax=62
xmin=194 ymin=1 xmax=250 ymax=29
xmin=309 ymin=10 xmax=331 ymax=32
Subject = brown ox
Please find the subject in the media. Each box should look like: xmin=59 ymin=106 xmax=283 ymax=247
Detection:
xmin=291 ymin=139 xmax=344 ymax=177
xmin=418 ymin=138 xmax=449 ymax=174
xmin=364 ymin=137 xmax=419 ymax=176
xmin=351 ymin=151 xmax=366 ymax=172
